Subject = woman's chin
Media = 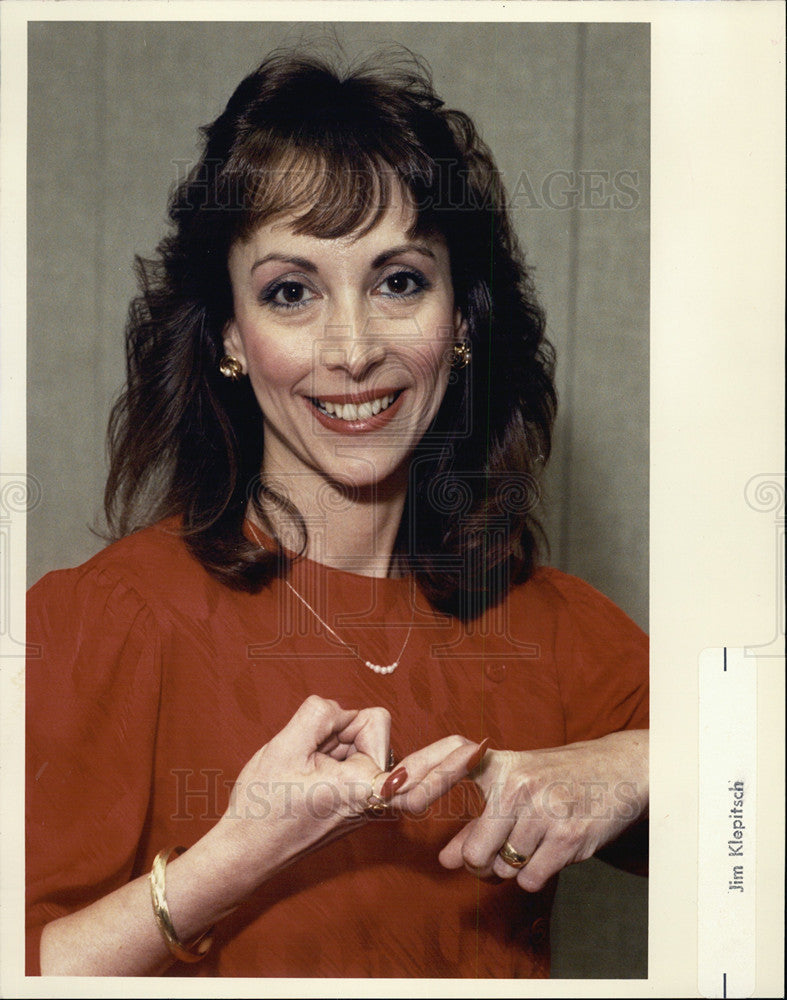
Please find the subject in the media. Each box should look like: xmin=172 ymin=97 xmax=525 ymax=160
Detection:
xmin=291 ymin=452 xmax=411 ymax=500
xmin=321 ymin=462 xmax=409 ymax=497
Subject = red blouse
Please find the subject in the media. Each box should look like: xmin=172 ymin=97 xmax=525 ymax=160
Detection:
xmin=26 ymin=520 xmax=648 ymax=977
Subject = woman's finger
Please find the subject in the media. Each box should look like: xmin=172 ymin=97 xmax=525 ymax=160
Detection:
xmin=437 ymin=818 xmax=476 ymax=869
xmin=325 ymin=742 xmax=352 ymax=761
xmin=391 ymin=737 xmax=480 ymax=814
xmin=439 ymin=811 xmax=544 ymax=883
xmin=336 ymin=706 xmax=391 ymax=772
xmin=490 ymin=825 xmax=544 ymax=882
xmin=397 ymin=734 xmax=472 ymax=779
xmin=338 ymin=736 xmax=481 ymax=821
xmin=438 ymin=795 xmax=525 ymax=879
xmin=317 ymin=733 xmax=340 ymax=756
xmin=455 ymin=808 xmax=518 ymax=878
xmin=511 ymin=838 xmax=567 ymax=892
xmin=266 ymin=696 xmax=358 ymax=762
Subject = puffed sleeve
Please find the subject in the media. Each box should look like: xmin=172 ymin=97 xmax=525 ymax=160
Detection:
xmin=26 ymin=565 xmax=163 ymax=975
xmin=545 ymin=570 xmax=649 ymax=742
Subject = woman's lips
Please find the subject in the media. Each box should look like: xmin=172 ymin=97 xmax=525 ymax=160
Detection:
xmin=305 ymin=389 xmax=406 ymax=434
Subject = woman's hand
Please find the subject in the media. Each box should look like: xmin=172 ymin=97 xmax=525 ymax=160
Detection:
xmin=437 ymin=730 xmax=648 ymax=890
xmin=212 ymin=695 xmax=481 ymax=900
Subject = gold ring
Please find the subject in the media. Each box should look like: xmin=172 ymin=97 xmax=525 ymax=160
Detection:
xmin=366 ymin=772 xmax=391 ymax=816
xmin=498 ymin=840 xmax=529 ymax=869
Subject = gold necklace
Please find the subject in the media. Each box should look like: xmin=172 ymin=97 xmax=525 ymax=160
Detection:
xmin=248 ymin=522 xmax=415 ymax=676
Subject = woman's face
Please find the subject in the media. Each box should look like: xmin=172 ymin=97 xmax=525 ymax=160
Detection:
xmin=224 ymin=188 xmax=465 ymax=491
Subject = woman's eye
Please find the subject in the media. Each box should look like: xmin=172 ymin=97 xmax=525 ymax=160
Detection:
xmin=263 ymin=280 xmax=314 ymax=309
xmin=378 ymin=270 xmax=428 ymax=299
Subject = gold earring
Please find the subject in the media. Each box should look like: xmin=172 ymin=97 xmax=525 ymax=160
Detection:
xmin=219 ymin=355 xmax=243 ymax=380
xmin=452 ymin=341 xmax=471 ymax=369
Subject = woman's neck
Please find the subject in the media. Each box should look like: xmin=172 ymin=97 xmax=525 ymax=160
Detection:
xmin=253 ymin=466 xmax=409 ymax=578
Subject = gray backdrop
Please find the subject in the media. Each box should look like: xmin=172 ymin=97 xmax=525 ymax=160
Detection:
xmin=27 ymin=20 xmax=649 ymax=978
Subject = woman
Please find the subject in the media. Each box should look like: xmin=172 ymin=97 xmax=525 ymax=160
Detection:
xmin=26 ymin=50 xmax=648 ymax=978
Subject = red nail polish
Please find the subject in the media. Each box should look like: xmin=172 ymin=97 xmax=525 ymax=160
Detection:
xmin=380 ymin=766 xmax=408 ymax=800
xmin=466 ymin=737 xmax=492 ymax=773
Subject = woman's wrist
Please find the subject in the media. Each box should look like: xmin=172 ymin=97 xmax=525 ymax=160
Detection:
xmin=161 ymin=821 xmax=272 ymax=940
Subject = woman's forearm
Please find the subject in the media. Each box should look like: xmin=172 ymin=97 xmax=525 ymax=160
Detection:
xmin=39 ymin=821 xmax=259 ymax=976
xmin=37 ymin=695 xmax=369 ymax=976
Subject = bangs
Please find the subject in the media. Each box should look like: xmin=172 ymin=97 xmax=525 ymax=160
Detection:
xmin=208 ymin=59 xmax=448 ymax=247
xmin=232 ymin=145 xmax=422 ymax=243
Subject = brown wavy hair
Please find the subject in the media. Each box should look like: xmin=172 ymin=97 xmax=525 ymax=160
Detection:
xmin=105 ymin=49 xmax=556 ymax=619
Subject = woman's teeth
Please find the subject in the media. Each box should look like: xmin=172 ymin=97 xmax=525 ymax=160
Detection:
xmin=313 ymin=393 xmax=397 ymax=421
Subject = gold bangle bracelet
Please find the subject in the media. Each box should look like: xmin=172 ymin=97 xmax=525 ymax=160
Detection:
xmin=149 ymin=846 xmax=214 ymax=963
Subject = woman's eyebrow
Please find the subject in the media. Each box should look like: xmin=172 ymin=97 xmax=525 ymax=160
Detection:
xmin=371 ymin=244 xmax=436 ymax=269
xmin=250 ymin=254 xmax=317 ymax=275
xmin=249 ymin=243 xmax=436 ymax=276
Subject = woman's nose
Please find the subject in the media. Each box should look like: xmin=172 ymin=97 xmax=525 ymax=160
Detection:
xmin=320 ymin=312 xmax=388 ymax=381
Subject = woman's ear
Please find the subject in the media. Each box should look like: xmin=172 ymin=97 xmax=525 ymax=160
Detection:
xmin=222 ymin=320 xmax=247 ymax=371
xmin=453 ymin=308 xmax=468 ymax=341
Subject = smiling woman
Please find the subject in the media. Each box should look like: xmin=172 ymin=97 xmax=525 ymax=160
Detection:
xmin=26 ymin=46 xmax=648 ymax=979
xmin=101 ymin=52 xmax=555 ymax=613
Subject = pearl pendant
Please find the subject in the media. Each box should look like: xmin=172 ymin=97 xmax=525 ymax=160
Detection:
xmin=366 ymin=660 xmax=398 ymax=675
